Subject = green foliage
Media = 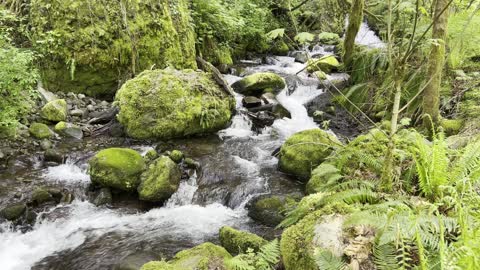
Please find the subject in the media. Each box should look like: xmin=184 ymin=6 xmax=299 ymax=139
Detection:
xmin=294 ymin=32 xmax=315 ymax=45
xmin=266 ymin=28 xmax=286 ymax=41
xmin=313 ymin=249 xmax=348 ymax=270
xmin=226 ymin=239 xmax=280 ymax=270
xmin=448 ymin=9 xmax=480 ymax=69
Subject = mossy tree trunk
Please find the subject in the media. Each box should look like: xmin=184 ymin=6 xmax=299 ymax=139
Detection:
xmin=423 ymin=0 xmax=450 ymax=128
xmin=343 ymin=0 xmax=364 ymax=67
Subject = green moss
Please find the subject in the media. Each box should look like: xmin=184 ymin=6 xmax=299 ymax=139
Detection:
xmin=231 ymin=72 xmax=286 ymax=96
xmin=441 ymin=119 xmax=464 ymax=136
xmin=54 ymin=121 xmax=83 ymax=139
xmin=115 ymin=68 xmax=235 ymax=140
xmin=219 ymin=226 xmax=268 ymax=255
xmin=140 ymin=261 xmax=173 ymax=270
xmin=31 ymin=187 xmax=53 ymax=204
xmin=248 ymin=195 xmax=299 ymax=227
xmin=40 ymin=99 xmax=67 ymax=122
xmin=314 ymin=71 xmax=328 ymax=80
xmin=307 ymin=55 xmax=340 ymax=73
xmin=30 ymin=0 xmax=196 ymax=97
xmin=28 ymin=123 xmax=53 ymax=139
xmin=0 ymin=203 xmax=26 ymax=221
xmin=270 ymin=40 xmax=289 ymax=56
xmin=169 ymin=150 xmax=184 ymax=163
xmin=306 ymin=163 xmax=342 ymax=194
xmin=318 ymin=32 xmax=341 ymax=45
xmin=137 ymin=156 xmax=181 ymax=202
xmin=170 ymin=242 xmax=232 ymax=270
xmin=278 ymin=129 xmax=342 ymax=181
xmin=144 ymin=149 xmax=159 ymax=163
xmin=89 ymin=148 xmax=145 ymax=191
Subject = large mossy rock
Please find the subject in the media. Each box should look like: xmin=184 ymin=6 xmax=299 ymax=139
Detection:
xmin=115 ymin=68 xmax=235 ymax=140
xmin=248 ymin=195 xmax=299 ymax=227
xmin=29 ymin=123 xmax=53 ymax=139
xmin=0 ymin=203 xmax=27 ymax=221
xmin=89 ymin=148 xmax=145 ymax=191
xmin=278 ymin=129 xmax=341 ymax=181
xmin=140 ymin=243 xmax=232 ymax=270
xmin=54 ymin=121 xmax=83 ymax=139
xmin=219 ymin=226 xmax=268 ymax=255
xmin=30 ymin=0 xmax=196 ymax=97
xmin=40 ymin=99 xmax=67 ymax=122
xmin=232 ymin=72 xmax=286 ymax=96
xmin=307 ymin=55 xmax=341 ymax=73
xmin=281 ymin=212 xmax=345 ymax=270
xmin=137 ymin=156 xmax=181 ymax=202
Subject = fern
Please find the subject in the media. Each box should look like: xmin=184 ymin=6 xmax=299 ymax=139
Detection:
xmin=226 ymin=240 xmax=280 ymax=270
xmin=314 ymin=249 xmax=348 ymax=270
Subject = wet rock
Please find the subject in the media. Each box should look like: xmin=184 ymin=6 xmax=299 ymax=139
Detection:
xmin=278 ymin=128 xmax=342 ymax=181
xmin=168 ymin=150 xmax=184 ymax=163
xmin=291 ymin=51 xmax=309 ymax=63
xmin=44 ymin=149 xmax=64 ymax=164
xmin=143 ymin=149 xmax=158 ymax=163
xmin=29 ymin=123 xmax=53 ymax=139
xmin=40 ymin=99 xmax=68 ymax=122
xmin=249 ymin=111 xmax=275 ymax=127
xmin=60 ymin=192 xmax=75 ymax=204
xmin=184 ymin=158 xmax=200 ymax=169
xmin=115 ymin=252 xmax=160 ymax=270
xmin=93 ymin=187 xmax=113 ymax=206
xmin=88 ymin=107 xmax=119 ymax=125
xmin=77 ymin=93 xmax=86 ymax=99
xmin=232 ymin=72 xmax=286 ymax=96
xmin=270 ymin=40 xmax=290 ymax=56
xmin=115 ymin=68 xmax=235 ymax=140
xmin=86 ymin=104 xmax=95 ymax=112
xmin=70 ymin=109 xmax=85 ymax=117
xmin=0 ymin=203 xmax=26 ymax=221
xmin=38 ymin=86 xmax=58 ymax=103
xmin=169 ymin=242 xmax=232 ymax=269
xmin=307 ymin=55 xmax=340 ymax=74
xmin=54 ymin=121 xmax=83 ymax=139
xmin=219 ymin=226 xmax=268 ymax=254
xmin=323 ymin=73 xmax=351 ymax=91
xmin=89 ymin=148 xmax=146 ymax=192
xmin=137 ymin=156 xmax=181 ymax=202
xmin=242 ymin=96 xmax=262 ymax=108
xmin=40 ymin=139 xmax=53 ymax=150
xmin=31 ymin=187 xmax=54 ymax=205
xmin=248 ymin=195 xmax=298 ymax=226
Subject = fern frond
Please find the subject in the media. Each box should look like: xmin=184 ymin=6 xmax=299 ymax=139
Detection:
xmin=257 ymin=239 xmax=280 ymax=267
xmin=313 ymin=249 xmax=347 ymax=270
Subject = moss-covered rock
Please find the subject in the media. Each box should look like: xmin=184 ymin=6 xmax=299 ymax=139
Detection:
xmin=139 ymin=261 xmax=173 ymax=270
xmin=169 ymin=242 xmax=232 ymax=270
xmin=29 ymin=123 xmax=53 ymax=139
xmin=54 ymin=121 xmax=83 ymax=139
xmin=30 ymin=0 xmax=196 ymax=97
xmin=137 ymin=156 xmax=181 ymax=202
xmin=168 ymin=150 xmax=184 ymax=163
xmin=248 ymin=195 xmax=299 ymax=227
xmin=89 ymin=148 xmax=145 ymax=192
xmin=441 ymin=118 xmax=464 ymax=136
xmin=219 ymin=226 xmax=268 ymax=254
xmin=307 ymin=55 xmax=341 ymax=73
xmin=306 ymin=163 xmax=343 ymax=194
xmin=115 ymin=68 xmax=235 ymax=140
xmin=40 ymin=99 xmax=67 ymax=122
xmin=314 ymin=70 xmax=328 ymax=80
xmin=231 ymin=72 xmax=286 ymax=96
xmin=31 ymin=187 xmax=53 ymax=205
xmin=0 ymin=203 xmax=26 ymax=221
xmin=270 ymin=40 xmax=290 ymax=56
xmin=318 ymin=32 xmax=341 ymax=45
xmin=278 ymin=129 xmax=341 ymax=181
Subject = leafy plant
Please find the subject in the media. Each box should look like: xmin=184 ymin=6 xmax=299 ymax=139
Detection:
xmin=226 ymin=239 xmax=280 ymax=270
xmin=314 ymin=249 xmax=348 ymax=270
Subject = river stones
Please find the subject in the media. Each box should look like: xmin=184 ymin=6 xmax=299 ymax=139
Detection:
xmin=0 ymin=203 xmax=26 ymax=221
xmin=93 ymin=187 xmax=113 ymax=206
xmin=30 ymin=187 xmax=54 ymax=205
xmin=137 ymin=156 xmax=181 ymax=202
xmin=219 ymin=226 xmax=267 ymax=254
xmin=168 ymin=150 xmax=184 ymax=163
xmin=54 ymin=121 xmax=83 ymax=139
xmin=278 ymin=128 xmax=341 ymax=181
xmin=306 ymin=55 xmax=340 ymax=73
xmin=115 ymin=68 xmax=235 ymax=140
xmin=270 ymin=40 xmax=290 ymax=56
xmin=248 ymin=195 xmax=299 ymax=227
xmin=232 ymin=72 xmax=286 ymax=96
xmin=28 ymin=123 xmax=53 ymax=139
xmin=170 ymin=242 xmax=232 ymax=270
xmin=40 ymin=99 xmax=68 ymax=122
xmin=242 ymin=96 xmax=262 ymax=108
xmin=89 ymin=148 xmax=145 ymax=192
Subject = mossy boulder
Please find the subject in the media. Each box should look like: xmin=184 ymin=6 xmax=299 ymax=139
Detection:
xmin=31 ymin=187 xmax=53 ymax=205
xmin=168 ymin=150 xmax=184 ymax=163
xmin=248 ymin=195 xmax=299 ymax=227
xmin=270 ymin=40 xmax=290 ymax=56
xmin=278 ymin=129 xmax=341 ymax=181
xmin=89 ymin=148 xmax=145 ymax=191
xmin=441 ymin=119 xmax=463 ymax=136
xmin=40 ymin=99 xmax=67 ymax=122
xmin=318 ymin=32 xmax=341 ymax=45
xmin=231 ymin=72 xmax=286 ymax=96
xmin=54 ymin=121 xmax=83 ymax=139
xmin=219 ymin=226 xmax=268 ymax=255
xmin=0 ymin=203 xmax=26 ymax=221
xmin=30 ymin=0 xmax=196 ymax=97
xmin=137 ymin=156 xmax=181 ymax=202
xmin=306 ymin=163 xmax=343 ymax=194
xmin=280 ymin=212 xmax=345 ymax=270
xmin=115 ymin=68 xmax=235 ymax=140
xmin=170 ymin=242 xmax=232 ymax=270
xmin=307 ymin=55 xmax=341 ymax=73
xmin=140 ymin=261 xmax=173 ymax=270
xmin=29 ymin=123 xmax=53 ymax=139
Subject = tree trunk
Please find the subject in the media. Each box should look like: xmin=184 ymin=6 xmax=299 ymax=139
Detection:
xmin=423 ymin=0 xmax=449 ymax=128
xmin=343 ymin=0 xmax=364 ymax=67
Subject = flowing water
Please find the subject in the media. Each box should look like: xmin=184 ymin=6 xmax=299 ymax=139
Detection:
xmin=0 ymin=55 xmax=327 ymax=270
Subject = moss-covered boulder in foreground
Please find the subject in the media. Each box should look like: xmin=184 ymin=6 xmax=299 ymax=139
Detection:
xmin=40 ymin=99 xmax=67 ymax=122
xmin=219 ymin=226 xmax=268 ymax=255
xmin=115 ymin=68 xmax=235 ymax=140
xmin=307 ymin=55 xmax=341 ymax=73
xmin=137 ymin=156 xmax=181 ymax=202
xmin=231 ymin=72 xmax=286 ymax=96
xmin=140 ymin=243 xmax=231 ymax=269
xmin=29 ymin=123 xmax=53 ymax=139
xmin=89 ymin=148 xmax=145 ymax=191
xmin=30 ymin=0 xmax=196 ymax=97
xmin=278 ymin=129 xmax=341 ymax=181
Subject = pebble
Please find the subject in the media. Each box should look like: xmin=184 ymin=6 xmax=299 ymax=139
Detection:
xmin=78 ymin=94 xmax=86 ymax=99
xmin=100 ymin=101 xmax=109 ymax=107
xmin=87 ymin=105 xmax=95 ymax=112
xmin=70 ymin=109 xmax=85 ymax=117
xmin=40 ymin=139 xmax=53 ymax=150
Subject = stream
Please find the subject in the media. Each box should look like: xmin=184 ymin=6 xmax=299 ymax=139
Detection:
xmin=0 ymin=22 xmax=382 ymax=270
